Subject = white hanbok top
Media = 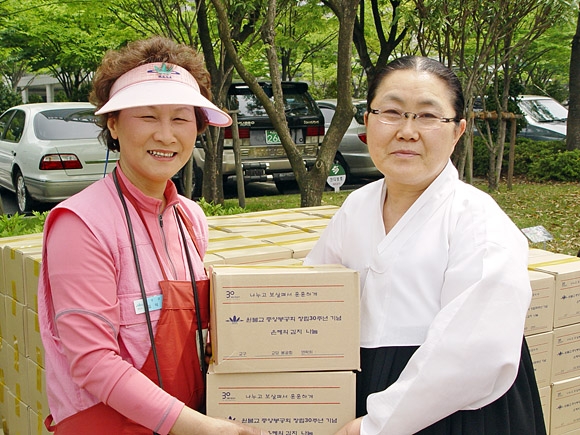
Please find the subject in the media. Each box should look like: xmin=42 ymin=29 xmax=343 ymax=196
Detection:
xmin=304 ymin=161 xmax=531 ymax=434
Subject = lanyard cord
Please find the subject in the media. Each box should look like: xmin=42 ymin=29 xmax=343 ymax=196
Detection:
xmin=112 ymin=170 xmax=164 ymax=393
xmin=175 ymin=207 xmax=208 ymax=382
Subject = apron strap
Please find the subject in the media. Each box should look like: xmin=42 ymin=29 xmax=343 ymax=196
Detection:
xmin=113 ymin=169 xmax=165 ymax=399
xmin=174 ymin=204 xmax=204 ymax=261
xmin=175 ymin=208 xmax=208 ymax=382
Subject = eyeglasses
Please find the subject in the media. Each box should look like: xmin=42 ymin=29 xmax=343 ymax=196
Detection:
xmin=369 ymin=108 xmax=461 ymax=130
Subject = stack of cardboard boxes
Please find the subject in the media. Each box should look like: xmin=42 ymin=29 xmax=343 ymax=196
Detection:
xmin=2 ymin=204 xmax=580 ymax=434
xmin=204 ymin=206 xmax=360 ymax=434
xmin=527 ymin=248 xmax=580 ymax=435
xmin=206 ymin=265 xmax=359 ymax=434
xmin=0 ymin=233 xmax=48 ymax=435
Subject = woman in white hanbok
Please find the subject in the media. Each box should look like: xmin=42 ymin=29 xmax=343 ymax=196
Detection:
xmin=305 ymin=56 xmax=545 ymax=435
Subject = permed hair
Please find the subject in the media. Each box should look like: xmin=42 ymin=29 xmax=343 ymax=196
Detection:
xmin=90 ymin=36 xmax=212 ymax=151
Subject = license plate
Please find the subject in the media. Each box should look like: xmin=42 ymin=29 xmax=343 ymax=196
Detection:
xmin=265 ymin=130 xmax=281 ymax=144
xmin=244 ymin=168 xmax=266 ymax=177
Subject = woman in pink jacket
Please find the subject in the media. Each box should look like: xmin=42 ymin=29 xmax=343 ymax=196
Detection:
xmin=38 ymin=36 xmax=264 ymax=435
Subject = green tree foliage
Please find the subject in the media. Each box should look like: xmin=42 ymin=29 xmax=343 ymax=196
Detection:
xmin=0 ymin=80 xmax=22 ymax=113
xmin=0 ymin=0 xmax=138 ymax=101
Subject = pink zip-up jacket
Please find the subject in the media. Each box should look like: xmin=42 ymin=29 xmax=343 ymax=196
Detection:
xmin=37 ymin=166 xmax=209 ymax=434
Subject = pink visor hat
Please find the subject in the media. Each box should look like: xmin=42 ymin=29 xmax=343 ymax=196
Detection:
xmin=94 ymin=62 xmax=232 ymax=127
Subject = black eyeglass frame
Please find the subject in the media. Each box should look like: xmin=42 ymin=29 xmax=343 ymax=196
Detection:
xmin=368 ymin=108 xmax=462 ymax=125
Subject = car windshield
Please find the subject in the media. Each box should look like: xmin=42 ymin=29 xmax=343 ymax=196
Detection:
xmin=34 ymin=108 xmax=101 ymax=140
xmin=520 ymin=98 xmax=568 ymax=123
xmin=230 ymin=93 xmax=318 ymax=117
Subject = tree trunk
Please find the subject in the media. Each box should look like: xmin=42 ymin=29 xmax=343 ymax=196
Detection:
xmin=567 ymin=6 xmax=580 ymax=150
xmin=212 ymin=0 xmax=359 ymax=208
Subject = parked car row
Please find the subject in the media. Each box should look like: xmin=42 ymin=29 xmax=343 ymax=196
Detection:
xmin=0 ymin=92 xmax=568 ymax=213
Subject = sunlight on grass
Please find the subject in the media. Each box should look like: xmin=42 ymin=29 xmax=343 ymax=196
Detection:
xmin=477 ymin=181 xmax=580 ymax=256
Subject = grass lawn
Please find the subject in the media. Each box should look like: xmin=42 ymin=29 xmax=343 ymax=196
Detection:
xmin=225 ymin=180 xmax=580 ymax=256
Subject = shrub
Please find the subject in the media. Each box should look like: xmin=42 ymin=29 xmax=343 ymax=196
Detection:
xmin=527 ymin=149 xmax=580 ymax=182
xmin=472 ymin=137 xmax=576 ymax=181
xmin=0 ymin=211 xmax=47 ymax=237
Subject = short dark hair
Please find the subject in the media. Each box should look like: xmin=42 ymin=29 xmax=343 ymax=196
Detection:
xmin=367 ymin=56 xmax=465 ymax=122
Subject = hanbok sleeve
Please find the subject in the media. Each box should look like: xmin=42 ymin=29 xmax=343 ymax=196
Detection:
xmin=361 ymin=202 xmax=532 ymax=434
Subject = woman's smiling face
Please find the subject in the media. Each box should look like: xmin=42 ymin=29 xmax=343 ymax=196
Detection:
xmin=107 ymin=104 xmax=198 ymax=198
xmin=365 ymin=69 xmax=466 ymax=192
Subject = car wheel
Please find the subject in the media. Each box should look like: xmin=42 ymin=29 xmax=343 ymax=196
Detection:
xmin=14 ymin=169 xmax=34 ymax=214
xmin=274 ymin=179 xmax=299 ymax=194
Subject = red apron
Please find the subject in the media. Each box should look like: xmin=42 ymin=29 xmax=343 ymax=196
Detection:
xmin=46 ymin=174 xmax=209 ymax=434
xmin=46 ymin=278 xmax=209 ymax=434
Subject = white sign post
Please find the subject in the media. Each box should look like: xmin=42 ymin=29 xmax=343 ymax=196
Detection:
xmin=327 ymin=163 xmax=346 ymax=192
xmin=521 ymin=225 xmax=553 ymax=250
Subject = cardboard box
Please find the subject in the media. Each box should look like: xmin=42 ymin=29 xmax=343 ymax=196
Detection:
xmin=1 ymin=384 xmax=7 ymax=435
xmin=4 ymin=388 xmax=29 ymax=435
xmin=0 ymin=338 xmax=5 ymax=387
xmin=261 ymin=214 xmax=330 ymax=227
xmin=210 ymin=265 xmax=360 ymax=373
xmin=24 ymin=253 xmax=42 ymax=313
xmin=254 ymin=258 xmax=304 ymax=266
xmin=206 ymin=366 xmax=355 ymax=435
xmin=28 ymin=407 xmax=51 ymax=435
xmin=26 ymin=359 xmax=49 ymax=421
xmin=210 ymin=221 xmax=288 ymax=236
xmin=4 ymin=297 xmax=26 ymax=357
xmin=525 ymin=270 xmax=555 ymax=336
xmin=528 ymin=248 xmax=572 ymax=263
xmin=552 ymin=323 xmax=580 ymax=383
xmin=236 ymin=209 xmax=307 ymax=220
xmin=551 ymin=376 xmax=580 ymax=435
xmin=0 ymin=341 xmax=5 ymax=433
xmin=528 ymin=255 xmax=580 ymax=328
xmin=538 ymin=385 xmax=551 ymax=434
xmin=2 ymin=341 xmax=29 ymax=406
xmin=0 ymin=295 xmax=5 ymax=343
xmin=0 ymin=234 xmax=43 ymax=296
xmin=289 ymin=205 xmax=340 ymax=219
xmin=203 ymin=253 xmax=226 ymax=268
xmin=256 ymin=231 xmax=320 ymax=259
xmin=26 ymin=309 xmax=44 ymax=368
xmin=2 ymin=242 xmax=43 ymax=304
xmin=526 ymin=331 xmax=553 ymax=388
xmin=207 ymin=238 xmax=293 ymax=265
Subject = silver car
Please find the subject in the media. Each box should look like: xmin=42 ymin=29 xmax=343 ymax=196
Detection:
xmin=316 ymin=99 xmax=381 ymax=182
xmin=518 ymin=95 xmax=567 ymax=141
xmin=0 ymin=102 xmax=118 ymax=214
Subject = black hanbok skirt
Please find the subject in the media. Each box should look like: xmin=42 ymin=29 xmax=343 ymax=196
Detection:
xmin=356 ymin=338 xmax=546 ymax=434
